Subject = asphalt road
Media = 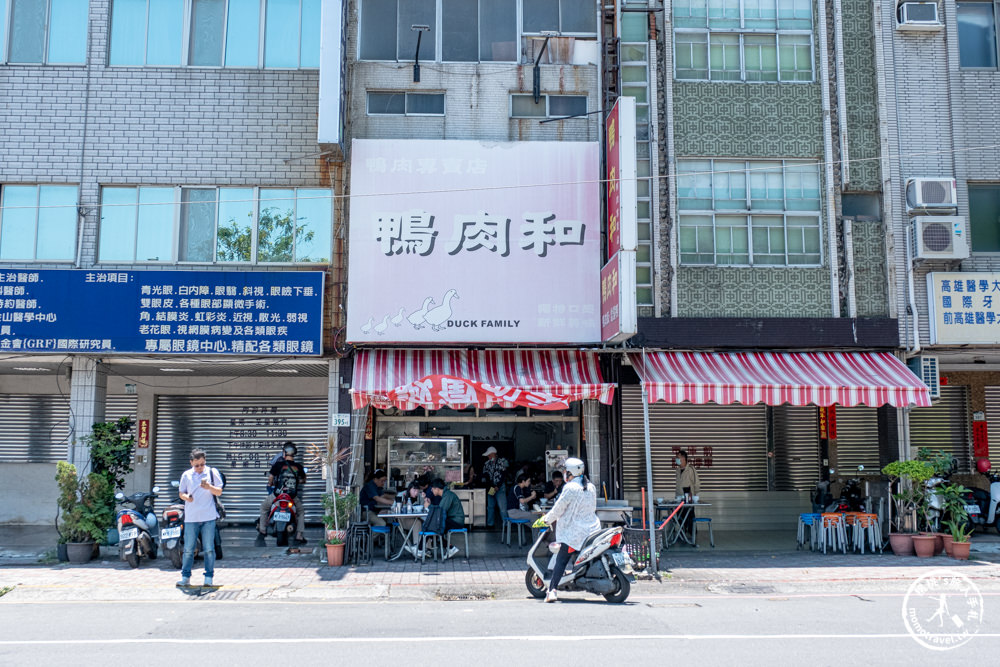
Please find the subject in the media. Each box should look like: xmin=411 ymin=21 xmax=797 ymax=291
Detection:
xmin=1 ymin=591 xmax=998 ymax=665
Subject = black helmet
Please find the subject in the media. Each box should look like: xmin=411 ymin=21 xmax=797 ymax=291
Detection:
xmin=283 ymin=442 xmax=297 ymax=456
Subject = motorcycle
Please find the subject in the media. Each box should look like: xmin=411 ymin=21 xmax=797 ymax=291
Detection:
xmin=965 ymin=466 xmax=1000 ymax=534
xmin=114 ymin=487 xmax=160 ymax=568
xmin=525 ymin=523 xmax=635 ymax=603
xmin=160 ymin=480 xmax=224 ymax=570
xmin=262 ymin=483 xmax=298 ymax=547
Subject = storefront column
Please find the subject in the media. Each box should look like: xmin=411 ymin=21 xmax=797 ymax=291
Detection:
xmin=68 ymin=356 xmax=107 ymax=470
xmin=583 ymin=400 xmax=601 ymax=485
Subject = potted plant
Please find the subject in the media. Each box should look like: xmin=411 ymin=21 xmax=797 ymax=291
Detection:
xmin=321 ymin=489 xmax=357 ymax=566
xmin=945 ymin=519 xmax=973 ymax=560
xmin=882 ymin=459 xmax=934 ymax=556
xmin=55 ymin=461 xmax=114 ymax=563
xmin=936 ymin=483 xmax=971 ymax=556
xmin=85 ymin=417 xmax=136 ymax=543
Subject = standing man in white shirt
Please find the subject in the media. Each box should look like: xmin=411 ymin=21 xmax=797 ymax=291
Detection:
xmin=177 ymin=448 xmax=223 ymax=588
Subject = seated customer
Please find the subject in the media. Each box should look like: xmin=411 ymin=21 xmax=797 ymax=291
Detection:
xmin=397 ymin=480 xmax=425 ymax=508
xmin=425 ymin=479 xmax=465 ymax=559
xmin=543 ymin=471 xmax=565 ymax=501
xmin=359 ymin=469 xmax=395 ymax=526
xmin=507 ymin=474 xmax=537 ymax=521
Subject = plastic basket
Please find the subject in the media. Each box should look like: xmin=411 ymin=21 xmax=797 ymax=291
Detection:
xmin=622 ymin=526 xmax=662 ymax=572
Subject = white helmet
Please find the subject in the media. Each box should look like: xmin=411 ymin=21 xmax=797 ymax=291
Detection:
xmin=563 ymin=457 xmax=585 ymax=477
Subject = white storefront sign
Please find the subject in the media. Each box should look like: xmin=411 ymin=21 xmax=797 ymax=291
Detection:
xmin=927 ymin=272 xmax=1000 ymax=344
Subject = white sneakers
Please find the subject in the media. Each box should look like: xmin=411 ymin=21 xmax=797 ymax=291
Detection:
xmin=447 ymin=546 xmax=460 ymax=559
xmin=545 ymin=589 xmax=558 ymax=603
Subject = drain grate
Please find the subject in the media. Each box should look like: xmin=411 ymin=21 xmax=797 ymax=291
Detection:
xmin=436 ymin=592 xmax=494 ymax=601
xmin=709 ymin=582 xmax=778 ymax=595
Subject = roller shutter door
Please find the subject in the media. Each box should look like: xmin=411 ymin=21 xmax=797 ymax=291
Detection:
xmin=834 ymin=407 xmax=881 ymax=473
xmin=909 ymin=385 xmax=971 ymax=472
xmin=153 ymin=396 xmax=327 ymax=524
xmin=772 ymin=406 xmax=819 ymax=491
xmin=984 ymin=387 xmax=1000 ymax=463
xmin=0 ymin=394 xmax=70 ymax=462
xmin=621 ymin=386 xmax=767 ymax=494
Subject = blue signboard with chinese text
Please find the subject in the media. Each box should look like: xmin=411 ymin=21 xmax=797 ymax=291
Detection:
xmin=0 ymin=270 xmax=324 ymax=355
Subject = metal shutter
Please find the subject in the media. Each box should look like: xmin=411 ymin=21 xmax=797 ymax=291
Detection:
xmin=153 ymin=396 xmax=328 ymax=524
xmin=621 ymin=385 xmax=767 ymax=494
xmin=772 ymin=406 xmax=820 ymax=491
xmin=0 ymin=394 xmax=70 ymax=462
xmin=909 ymin=385 xmax=971 ymax=472
xmin=105 ymin=395 xmax=137 ymax=424
xmin=833 ymin=407 xmax=881 ymax=473
xmin=984 ymin=387 xmax=1000 ymax=462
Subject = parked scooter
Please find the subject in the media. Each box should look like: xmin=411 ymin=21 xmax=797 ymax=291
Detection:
xmin=966 ymin=459 xmax=1000 ymax=534
xmin=525 ymin=524 xmax=635 ymax=603
xmin=115 ymin=487 xmax=160 ymax=568
xmin=262 ymin=482 xmax=298 ymax=547
xmin=160 ymin=480 xmax=224 ymax=570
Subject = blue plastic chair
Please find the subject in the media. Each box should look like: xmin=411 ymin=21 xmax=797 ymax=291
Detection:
xmin=446 ymin=528 xmax=469 ymax=558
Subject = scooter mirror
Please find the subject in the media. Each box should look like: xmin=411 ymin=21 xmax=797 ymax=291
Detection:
xmin=151 ymin=486 xmax=160 ymax=494
xmin=857 ymin=465 xmax=864 ymax=472
xmin=171 ymin=480 xmax=180 ymax=488
xmin=114 ymin=492 xmax=125 ymax=501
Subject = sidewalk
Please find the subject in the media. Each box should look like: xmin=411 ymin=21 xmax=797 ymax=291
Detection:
xmin=2 ymin=541 xmax=998 ymax=603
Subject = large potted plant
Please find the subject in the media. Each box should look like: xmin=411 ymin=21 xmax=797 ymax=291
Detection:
xmin=56 ymin=461 xmax=114 ymax=563
xmin=945 ymin=519 xmax=973 ymax=560
xmin=321 ymin=490 xmax=357 ymax=566
xmin=882 ymin=459 xmax=934 ymax=556
xmin=85 ymin=417 xmax=136 ymax=543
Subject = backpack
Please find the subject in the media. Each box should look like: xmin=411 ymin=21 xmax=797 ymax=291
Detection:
xmin=210 ymin=467 xmax=227 ymax=520
xmin=275 ymin=462 xmax=301 ymax=497
xmin=422 ymin=504 xmax=445 ymax=535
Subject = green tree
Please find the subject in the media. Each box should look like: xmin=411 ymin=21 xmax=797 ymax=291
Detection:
xmin=215 ymin=206 xmax=316 ymax=263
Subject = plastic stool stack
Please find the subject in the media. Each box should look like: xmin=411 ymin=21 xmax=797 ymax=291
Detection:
xmin=820 ymin=513 xmax=848 ymax=554
xmin=797 ymin=513 xmax=822 ymax=551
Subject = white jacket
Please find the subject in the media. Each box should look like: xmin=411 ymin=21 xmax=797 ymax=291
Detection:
xmin=542 ymin=477 xmax=601 ymax=550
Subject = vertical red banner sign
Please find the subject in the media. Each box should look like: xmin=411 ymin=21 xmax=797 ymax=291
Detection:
xmin=818 ymin=406 xmax=837 ymax=440
xmin=137 ymin=419 xmax=150 ymax=448
xmin=973 ymin=421 xmax=989 ymax=458
xmin=606 ymin=102 xmax=621 ymax=258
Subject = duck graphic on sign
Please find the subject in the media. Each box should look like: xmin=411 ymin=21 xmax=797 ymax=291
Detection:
xmin=367 ymin=289 xmax=459 ymax=335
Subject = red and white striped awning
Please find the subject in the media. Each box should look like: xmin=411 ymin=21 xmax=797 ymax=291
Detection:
xmin=628 ymin=351 xmax=931 ymax=408
xmin=351 ymin=349 xmax=615 ymax=411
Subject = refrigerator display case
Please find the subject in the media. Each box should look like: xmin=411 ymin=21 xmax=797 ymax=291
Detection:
xmin=388 ymin=437 xmax=464 ymax=486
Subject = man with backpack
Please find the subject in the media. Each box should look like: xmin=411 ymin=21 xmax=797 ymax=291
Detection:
xmin=256 ymin=442 xmax=308 ymax=546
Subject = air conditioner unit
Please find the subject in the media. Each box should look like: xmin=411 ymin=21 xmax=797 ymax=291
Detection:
xmin=911 ymin=216 xmax=968 ymax=260
xmin=906 ymin=177 xmax=958 ymax=213
xmin=908 ymin=355 xmax=940 ymax=400
xmin=897 ymin=2 xmax=943 ymax=30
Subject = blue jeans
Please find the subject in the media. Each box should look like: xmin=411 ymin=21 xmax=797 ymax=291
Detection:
xmin=486 ymin=484 xmax=508 ymax=527
xmin=181 ymin=520 xmax=216 ymax=579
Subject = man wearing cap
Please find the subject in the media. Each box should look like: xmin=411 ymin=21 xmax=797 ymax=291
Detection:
xmin=482 ymin=446 xmax=509 ymax=530
xmin=256 ymin=442 xmax=307 ymax=546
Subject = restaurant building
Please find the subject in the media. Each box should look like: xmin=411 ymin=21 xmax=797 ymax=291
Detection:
xmin=610 ymin=0 xmax=932 ymax=531
xmin=0 ymin=0 xmax=350 ymax=524
xmin=340 ymin=0 xmax=620 ymax=523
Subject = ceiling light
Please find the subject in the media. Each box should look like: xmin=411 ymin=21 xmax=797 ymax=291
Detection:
xmin=266 ymin=369 xmax=299 ymax=374
xmin=13 ymin=367 xmax=52 ymax=372
xmin=160 ymin=368 xmax=194 ymax=373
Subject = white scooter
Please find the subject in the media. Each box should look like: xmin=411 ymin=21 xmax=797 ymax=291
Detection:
xmin=525 ymin=523 xmax=635 ymax=603
xmin=966 ymin=468 xmax=1000 ymax=534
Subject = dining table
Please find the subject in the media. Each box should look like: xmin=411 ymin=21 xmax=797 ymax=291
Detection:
xmin=655 ymin=502 xmax=713 ymax=548
xmin=378 ymin=510 xmax=428 ymax=560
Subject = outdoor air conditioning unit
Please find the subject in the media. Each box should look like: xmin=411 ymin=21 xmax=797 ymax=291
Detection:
xmin=897 ymin=2 xmax=943 ymax=30
xmin=908 ymin=355 xmax=941 ymax=400
xmin=911 ymin=216 xmax=968 ymax=260
xmin=906 ymin=178 xmax=958 ymax=213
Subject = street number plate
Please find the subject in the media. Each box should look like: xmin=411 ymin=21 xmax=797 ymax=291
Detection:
xmin=119 ymin=528 xmax=139 ymax=540
xmin=965 ymin=504 xmax=980 ymax=514
xmin=160 ymin=527 xmax=181 ymax=539
xmin=274 ymin=511 xmax=292 ymax=522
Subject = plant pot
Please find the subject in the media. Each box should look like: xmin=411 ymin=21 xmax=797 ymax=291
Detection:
xmin=919 ymin=531 xmax=944 ymax=556
xmin=942 ymin=534 xmax=954 ymax=557
xmin=912 ymin=534 xmax=937 ymax=558
xmin=325 ymin=543 xmax=345 ymax=567
xmin=889 ymin=533 xmax=914 ymax=556
xmin=65 ymin=541 xmax=95 ymax=563
xmin=951 ymin=541 xmax=971 ymax=561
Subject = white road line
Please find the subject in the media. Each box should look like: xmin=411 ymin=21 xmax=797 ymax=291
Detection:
xmin=1 ymin=634 xmax=999 ymax=646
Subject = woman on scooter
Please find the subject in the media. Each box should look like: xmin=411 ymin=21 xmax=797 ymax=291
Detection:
xmin=539 ymin=457 xmax=601 ymax=603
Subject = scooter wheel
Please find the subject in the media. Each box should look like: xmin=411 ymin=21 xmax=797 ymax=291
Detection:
xmin=525 ymin=568 xmax=546 ymax=599
xmin=602 ymin=567 xmax=631 ymax=604
xmin=169 ymin=550 xmax=183 ymax=570
xmin=125 ymin=550 xmax=140 ymax=569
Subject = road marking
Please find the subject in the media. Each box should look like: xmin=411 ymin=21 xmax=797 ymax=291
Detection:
xmin=2 ymin=634 xmax=1000 ymax=646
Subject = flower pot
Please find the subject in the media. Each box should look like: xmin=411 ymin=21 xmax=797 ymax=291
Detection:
xmin=942 ymin=534 xmax=954 ymax=557
xmin=951 ymin=541 xmax=971 ymax=561
xmin=889 ymin=533 xmax=914 ymax=556
xmin=325 ymin=542 xmax=345 ymax=567
xmin=65 ymin=541 xmax=95 ymax=563
xmin=919 ymin=531 xmax=944 ymax=556
xmin=912 ymin=534 xmax=937 ymax=558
